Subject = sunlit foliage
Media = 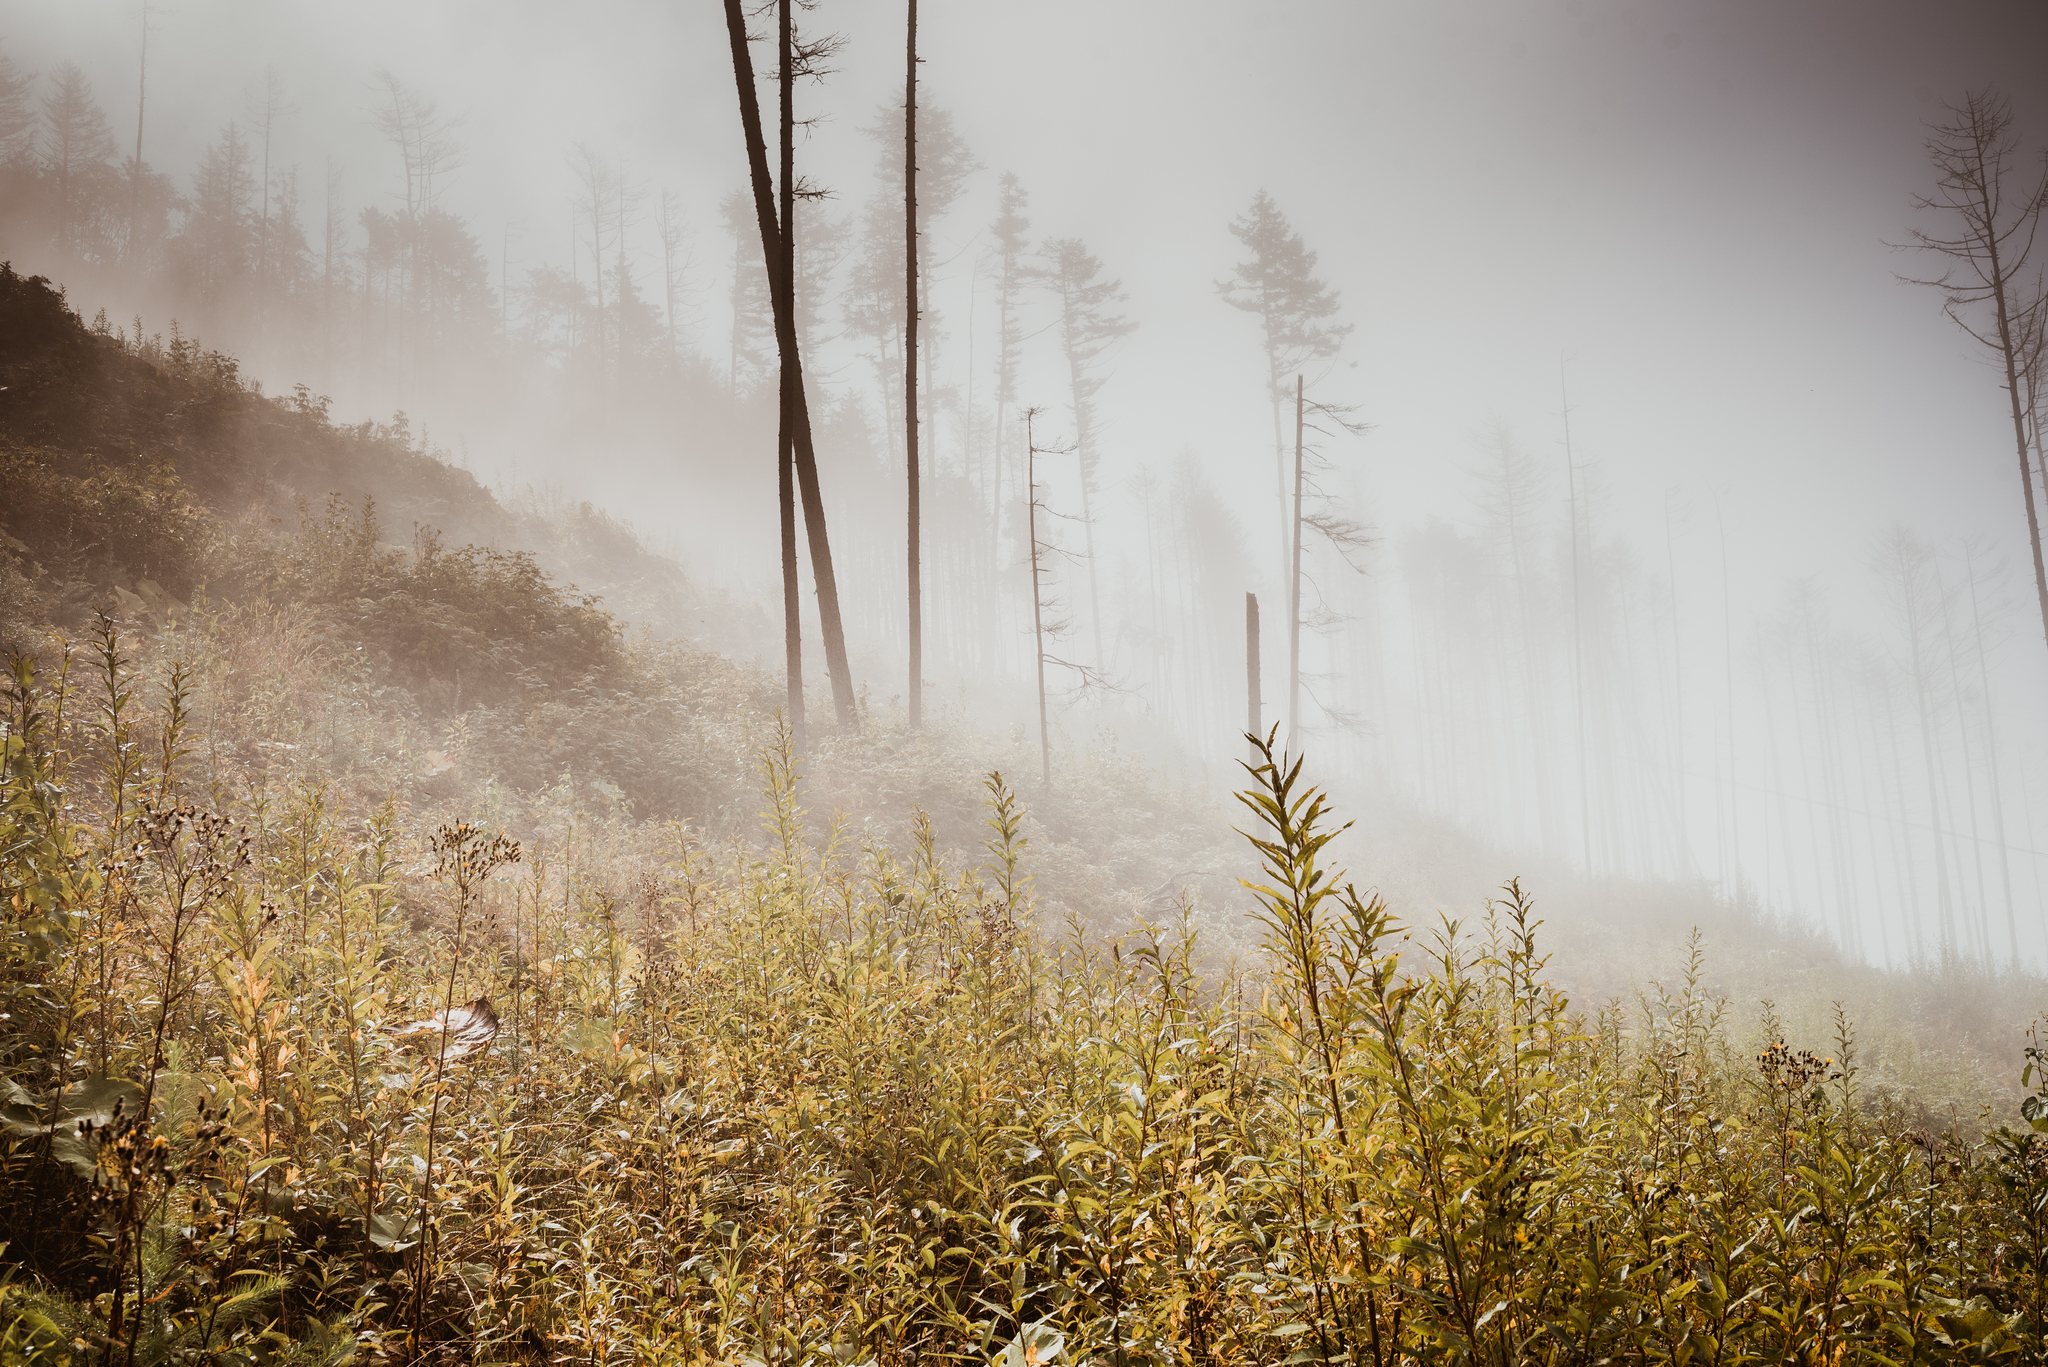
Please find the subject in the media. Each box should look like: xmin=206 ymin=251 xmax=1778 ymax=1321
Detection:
xmin=6 ymin=642 xmax=2048 ymax=1366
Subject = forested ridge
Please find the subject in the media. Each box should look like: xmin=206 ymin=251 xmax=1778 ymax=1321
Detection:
xmin=5 ymin=263 xmax=2048 ymax=1366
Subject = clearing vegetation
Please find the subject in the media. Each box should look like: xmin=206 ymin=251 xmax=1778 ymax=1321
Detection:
xmin=6 ymin=649 xmax=2048 ymax=1364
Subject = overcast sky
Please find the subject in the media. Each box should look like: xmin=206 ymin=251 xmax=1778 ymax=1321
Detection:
xmin=11 ymin=0 xmax=2048 ymax=645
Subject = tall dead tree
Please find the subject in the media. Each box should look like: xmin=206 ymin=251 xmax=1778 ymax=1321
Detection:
xmin=778 ymin=0 xmax=803 ymax=742
xmin=1246 ymin=592 xmax=1261 ymax=764
xmin=1026 ymin=408 xmax=1052 ymax=786
xmin=127 ymin=0 xmax=150 ymax=262
xmin=905 ymin=0 xmax=922 ymax=728
xmin=1962 ymin=539 xmax=2020 ymax=958
xmin=1904 ymin=89 xmax=2048 ymax=654
xmin=1289 ymin=378 xmax=1304 ymax=741
xmin=990 ymin=174 xmax=1031 ymax=551
xmin=721 ymin=0 xmax=856 ymax=727
xmin=1562 ymin=368 xmax=1592 ymax=875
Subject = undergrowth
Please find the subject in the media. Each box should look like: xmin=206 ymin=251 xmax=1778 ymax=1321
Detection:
xmin=6 ymin=630 xmax=2048 ymax=1366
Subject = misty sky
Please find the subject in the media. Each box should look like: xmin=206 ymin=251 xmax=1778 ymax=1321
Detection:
xmin=15 ymin=0 xmax=2048 ymax=645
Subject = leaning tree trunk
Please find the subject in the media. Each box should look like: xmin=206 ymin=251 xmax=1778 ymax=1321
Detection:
xmin=722 ymin=0 xmax=855 ymax=726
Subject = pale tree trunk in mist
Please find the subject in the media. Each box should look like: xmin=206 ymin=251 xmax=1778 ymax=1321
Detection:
xmin=1247 ymin=591 xmax=1261 ymax=765
xmin=322 ymin=158 xmax=341 ymax=382
xmin=905 ymin=0 xmax=923 ymax=729
xmin=1715 ymin=496 xmax=1744 ymax=903
xmin=1562 ymin=371 xmax=1592 ymax=876
xmin=990 ymin=174 xmax=1029 ymax=588
xmin=1868 ymin=666 xmax=1927 ymax=962
xmin=1288 ymin=377 xmax=1303 ymax=746
xmin=127 ymin=2 xmax=147 ymax=264
xmin=1881 ymin=530 xmax=1958 ymax=960
xmin=1963 ymin=541 xmax=2019 ymax=959
xmin=1848 ymin=672 xmax=1895 ymax=964
xmin=252 ymin=69 xmax=294 ymax=338
xmin=1664 ymin=492 xmax=1691 ymax=876
xmin=1027 ymin=409 xmax=1051 ymax=787
xmin=1934 ymin=559 xmax=1995 ymax=962
xmin=721 ymin=0 xmax=856 ymax=727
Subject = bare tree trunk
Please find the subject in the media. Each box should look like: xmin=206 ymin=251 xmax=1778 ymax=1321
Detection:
xmin=1964 ymin=541 xmax=2019 ymax=959
xmin=1247 ymin=592 xmax=1262 ymax=764
xmin=1664 ymin=491 xmax=1691 ymax=875
xmin=721 ymin=0 xmax=856 ymax=726
xmin=1715 ymin=497 xmax=1743 ymax=903
xmin=1288 ymin=376 xmax=1303 ymax=746
xmin=1563 ymin=369 xmax=1591 ymax=875
xmin=778 ymin=0 xmax=804 ymax=747
xmin=127 ymin=2 xmax=147 ymax=264
xmin=1901 ymin=553 xmax=1957 ymax=959
xmin=1028 ymin=410 xmax=1050 ymax=787
xmin=905 ymin=0 xmax=922 ymax=729
xmin=1934 ymin=559 xmax=1994 ymax=962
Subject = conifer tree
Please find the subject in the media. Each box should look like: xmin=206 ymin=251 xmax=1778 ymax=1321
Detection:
xmin=39 ymin=62 xmax=117 ymax=259
xmin=989 ymin=173 xmax=1031 ymax=543
xmin=181 ymin=122 xmax=255 ymax=310
xmin=1044 ymin=236 xmax=1134 ymax=665
xmin=1218 ymin=192 xmax=1351 ymax=587
xmin=0 ymin=52 xmax=32 ymax=165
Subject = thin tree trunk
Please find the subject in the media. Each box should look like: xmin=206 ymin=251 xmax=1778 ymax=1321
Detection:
xmin=1028 ymin=410 xmax=1050 ymax=786
xmin=1873 ymin=666 xmax=1928 ymax=963
xmin=1289 ymin=376 xmax=1303 ymax=745
xmin=1247 ymin=592 xmax=1262 ymax=763
xmin=1964 ymin=542 xmax=2019 ymax=959
xmin=1717 ymin=496 xmax=1744 ymax=903
xmin=721 ymin=0 xmax=856 ymax=726
xmin=1935 ymin=560 xmax=1993 ymax=962
xmin=127 ymin=2 xmax=147 ymax=263
xmin=905 ymin=0 xmax=922 ymax=728
xmin=778 ymin=0 xmax=804 ymax=746
xmin=1665 ymin=492 xmax=1690 ymax=875
xmin=1563 ymin=369 xmax=1591 ymax=875
xmin=1901 ymin=562 xmax=1957 ymax=959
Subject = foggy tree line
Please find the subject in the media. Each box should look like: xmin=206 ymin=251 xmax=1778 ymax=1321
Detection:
xmin=9 ymin=28 xmax=2048 ymax=969
xmin=0 ymin=30 xmax=1367 ymax=758
xmin=0 ymin=47 xmax=702 ymax=426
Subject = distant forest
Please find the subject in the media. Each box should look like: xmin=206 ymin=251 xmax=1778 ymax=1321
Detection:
xmin=6 ymin=43 xmax=2048 ymax=977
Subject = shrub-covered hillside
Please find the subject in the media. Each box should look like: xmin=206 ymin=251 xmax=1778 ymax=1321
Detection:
xmin=0 ymin=263 xmax=1237 ymax=929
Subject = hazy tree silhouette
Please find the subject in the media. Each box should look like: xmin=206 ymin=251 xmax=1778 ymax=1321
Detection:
xmin=0 ymin=51 xmax=32 ymax=164
xmin=1044 ymin=235 xmax=1134 ymax=666
xmin=39 ymin=63 xmax=117 ymax=261
xmin=720 ymin=186 xmax=774 ymax=389
xmin=179 ymin=122 xmax=255 ymax=313
xmin=988 ymin=172 xmax=1031 ymax=544
xmin=1218 ymin=191 xmax=1351 ymax=588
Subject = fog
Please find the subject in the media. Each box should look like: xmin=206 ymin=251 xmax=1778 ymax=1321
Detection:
xmin=7 ymin=0 xmax=2048 ymax=968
